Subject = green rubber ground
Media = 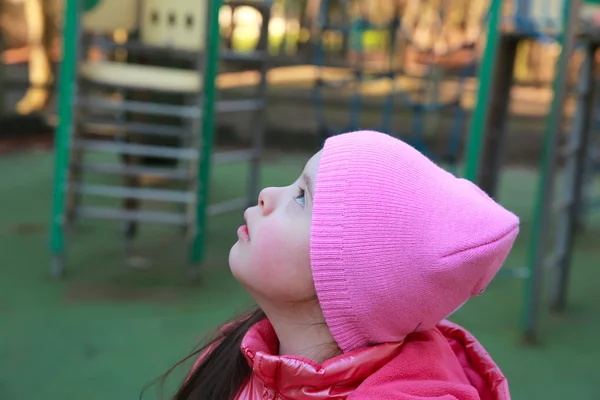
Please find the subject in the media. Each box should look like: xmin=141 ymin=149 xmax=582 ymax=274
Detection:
xmin=0 ymin=151 xmax=599 ymax=399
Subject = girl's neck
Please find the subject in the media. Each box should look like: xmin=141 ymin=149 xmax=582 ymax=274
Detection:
xmin=258 ymin=300 xmax=342 ymax=364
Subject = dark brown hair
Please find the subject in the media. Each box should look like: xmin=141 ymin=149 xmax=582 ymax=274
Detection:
xmin=149 ymin=307 xmax=265 ymax=400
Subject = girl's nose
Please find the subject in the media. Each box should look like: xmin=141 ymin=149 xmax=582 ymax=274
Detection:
xmin=258 ymin=187 xmax=277 ymax=215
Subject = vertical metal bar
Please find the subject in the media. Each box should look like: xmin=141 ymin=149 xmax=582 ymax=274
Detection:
xmin=550 ymin=42 xmax=598 ymax=312
xmin=348 ymin=16 xmax=365 ymax=131
xmin=521 ymin=0 xmax=581 ymax=343
xmin=50 ymin=0 xmax=80 ymax=277
xmin=477 ymin=35 xmax=519 ymax=198
xmin=65 ymin=21 xmax=89 ymax=230
xmin=578 ymin=121 xmax=599 ymax=227
xmin=412 ymin=106 xmax=425 ymax=153
xmin=0 ymin=0 xmax=5 ymax=118
xmin=190 ymin=0 xmax=221 ymax=269
xmin=380 ymin=12 xmax=399 ymax=134
xmin=247 ymin=4 xmax=271 ymax=205
xmin=463 ymin=0 xmax=503 ymax=181
xmin=516 ymin=0 xmax=531 ymax=31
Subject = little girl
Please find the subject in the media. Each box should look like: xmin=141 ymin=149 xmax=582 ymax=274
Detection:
xmin=166 ymin=130 xmax=519 ymax=399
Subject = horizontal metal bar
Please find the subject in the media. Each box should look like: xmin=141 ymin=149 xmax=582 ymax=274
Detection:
xmin=497 ymin=267 xmax=531 ymax=279
xmin=82 ymin=97 xmax=262 ymax=117
xmin=76 ymin=206 xmax=187 ymax=225
xmin=88 ymin=41 xmax=270 ymax=64
xmin=84 ymin=119 xmax=188 ymax=138
xmin=217 ymin=98 xmax=265 ymax=113
xmin=75 ymin=140 xmax=198 ymax=160
xmin=553 ymin=197 xmax=573 ymax=212
xmin=208 ymin=197 xmax=248 ymax=215
xmin=87 ymin=37 xmax=199 ymax=58
xmin=225 ymin=0 xmax=273 ymax=12
xmin=80 ymin=163 xmax=190 ymax=180
xmin=221 ymin=49 xmax=269 ymax=62
xmin=543 ymin=252 xmax=559 ymax=270
xmin=3 ymin=80 xmax=54 ymax=90
xmin=321 ymin=24 xmax=349 ymax=31
xmin=315 ymin=78 xmax=354 ymax=89
xmin=559 ymin=142 xmax=579 ymax=159
xmin=75 ymin=184 xmax=195 ymax=203
xmin=213 ymin=149 xmax=257 ymax=164
xmin=81 ymin=97 xmax=201 ymax=118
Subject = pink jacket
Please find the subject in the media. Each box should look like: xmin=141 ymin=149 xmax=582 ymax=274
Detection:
xmin=227 ymin=318 xmax=510 ymax=400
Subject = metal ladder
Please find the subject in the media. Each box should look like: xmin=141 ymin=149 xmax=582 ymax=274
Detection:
xmin=465 ymin=0 xmax=591 ymax=341
xmin=520 ymin=0 xmax=585 ymax=342
xmin=544 ymin=40 xmax=599 ymax=314
xmin=579 ymin=90 xmax=600 ymax=226
xmin=50 ymin=0 xmax=271 ymax=277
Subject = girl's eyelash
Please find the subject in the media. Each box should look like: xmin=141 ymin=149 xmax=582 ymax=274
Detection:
xmin=294 ymin=186 xmax=306 ymax=206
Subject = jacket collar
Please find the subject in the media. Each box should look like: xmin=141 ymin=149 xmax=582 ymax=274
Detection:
xmin=240 ymin=319 xmax=403 ymax=397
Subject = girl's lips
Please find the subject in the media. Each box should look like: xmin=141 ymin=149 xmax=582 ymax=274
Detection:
xmin=237 ymin=225 xmax=250 ymax=242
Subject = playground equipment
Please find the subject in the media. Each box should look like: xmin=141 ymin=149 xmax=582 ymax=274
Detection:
xmin=50 ymin=0 xmax=271 ymax=277
xmin=0 ymin=0 xmax=4 ymax=120
xmin=466 ymin=0 xmax=600 ymax=342
xmin=310 ymin=0 xmax=485 ymax=168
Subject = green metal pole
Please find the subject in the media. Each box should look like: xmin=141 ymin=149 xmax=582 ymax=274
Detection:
xmin=50 ymin=0 xmax=79 ymax=276
xmin=463 ymin=0 xmax=503 ymax=181
xmin=0 ymin=0 xmax=5 ymax=119
xmin=520 ymin=0 xmax=581 ymax=342
xmin=190 ymin=0 xmax=221 ymax=268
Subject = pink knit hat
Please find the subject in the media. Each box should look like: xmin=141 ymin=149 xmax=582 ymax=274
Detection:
xmin=310 ymin=131 xmax=519 ymax=353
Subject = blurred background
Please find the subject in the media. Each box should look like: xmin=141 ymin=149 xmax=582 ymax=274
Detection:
xmin=1 ymin=0 xmax=599 ymax=398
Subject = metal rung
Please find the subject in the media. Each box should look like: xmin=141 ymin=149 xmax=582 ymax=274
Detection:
xmin=553 ymin=197 xmax=574 ymax=212
xmin=80 ymin=163 xmax=190 ymax=180
xmin=221 ymin=50 xmax=268 ymax=62
xmin=82 ymin=97 xmax=201 ymax=118
xmin=321 ymin=24 xmax=349 ymax=32
xmin=75 ymin=140 xmax=198 ymax=160
xmin=3 ymin=80 xmax=54 ymax=90
xmin=225 ymin=0 xmax=273 ymax=12
xmin=544 ymin=252 xmax=560 ymax=270
xmin=559 ymin=142 xmax=579 ymax=158
xmin=213 ymin=149 xmax=257 ymax=164
xmin=208 ymin=197 xmax=248 ymax=215
xmin=75 ymin=184 xmax=195 ymax=203
xmin=497 ymin=267 xmax=530 ymax=279
xmin=315 ymin=78 xmax=354 ymax=89
xmin=87 ymin=37 xmax=199 ymax=58
xmin=217 ymin=99 xmax=265 ymax=113
xmin=88 ymin=41 xmax=270 ymax=64
xmin=76 ymin=206 xmax=187 ymax=225
xmin=83 ymin=97 xmax=263 ymax=116
xmin=84 ymin=119 xmax=188 ymax=138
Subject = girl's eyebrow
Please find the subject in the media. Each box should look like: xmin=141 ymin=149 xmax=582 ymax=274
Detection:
xmin=302 ymin=173 xmax=314 ymax=199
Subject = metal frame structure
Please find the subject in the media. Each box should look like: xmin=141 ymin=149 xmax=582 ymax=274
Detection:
xmin=0 ymin=0 xmax=5 ymax=120
xmin=50 ymin=0 xmax=271 ymax=278
xmin=310 ymin=0 xmax=481 ymax=168
xmin=464 ymin=0 xmax=598 ymax=342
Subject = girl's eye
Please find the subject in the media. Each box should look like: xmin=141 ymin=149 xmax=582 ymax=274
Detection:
xmin=294 ymin=187 xmax=306 ymax=207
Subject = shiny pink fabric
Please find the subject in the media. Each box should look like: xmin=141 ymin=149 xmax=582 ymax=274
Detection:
xmin=234 ymin=319 xmax=510 ymax=400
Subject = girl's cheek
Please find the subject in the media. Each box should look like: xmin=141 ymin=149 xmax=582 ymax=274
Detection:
xmin=251 ymin=223 xmax=289 ymax=275
xmin=251 ymin=221 xmax=310 ymax=283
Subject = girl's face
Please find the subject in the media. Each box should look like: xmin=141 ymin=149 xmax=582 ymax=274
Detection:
xmin=229 ymin=151 xmax=322 ymax=303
